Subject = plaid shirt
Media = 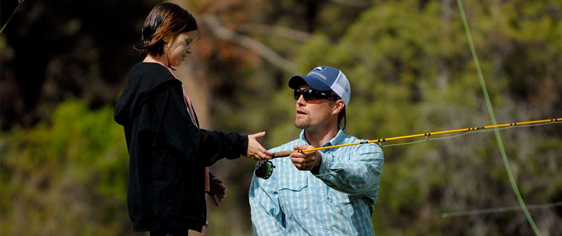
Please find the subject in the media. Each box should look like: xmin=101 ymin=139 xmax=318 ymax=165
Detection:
xmin=249 ymin=130 xmax=384 ymax=236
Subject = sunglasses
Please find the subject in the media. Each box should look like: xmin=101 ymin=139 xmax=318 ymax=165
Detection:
xmin=294 ymin=88 xmax=339 ymax=102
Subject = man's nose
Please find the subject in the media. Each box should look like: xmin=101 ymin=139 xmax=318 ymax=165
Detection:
xmin=296 ymin=94 xmax=306 ymax=105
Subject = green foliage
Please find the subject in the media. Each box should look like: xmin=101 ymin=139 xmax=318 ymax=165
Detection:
xmin=263 ymin=0 xmax=562 ymax=235
xmin=1 ymin=0 xmax=561 ymax=235
xmin=0 ymin=100 xmax=131 ymax=235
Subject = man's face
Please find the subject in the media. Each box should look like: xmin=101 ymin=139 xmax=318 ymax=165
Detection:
xmin=294 ymin=84 xmax=336 ymax=131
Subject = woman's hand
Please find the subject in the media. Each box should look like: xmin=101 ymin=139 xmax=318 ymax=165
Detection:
xmin=247 ymin=131 xmax=272 ymax=161
xmin=208 ymin=176 xmax=227 ymax=206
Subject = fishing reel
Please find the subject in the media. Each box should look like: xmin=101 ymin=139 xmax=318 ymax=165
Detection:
xmin=254 ymin=160 xmax=275 ymax=179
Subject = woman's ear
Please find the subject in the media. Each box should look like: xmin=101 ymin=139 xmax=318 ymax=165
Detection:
xmin=162 ymin=35 xmax=174 ymax=51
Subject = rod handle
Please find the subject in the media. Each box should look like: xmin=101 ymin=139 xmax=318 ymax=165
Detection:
xmin=271 ymin=150 xmax=293 ymax=158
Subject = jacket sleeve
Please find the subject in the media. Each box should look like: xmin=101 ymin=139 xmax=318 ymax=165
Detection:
xmin=149 ymin=82 xmax=248 ymax=166
xmin=313 ymin=143 xmax=384 ymax=196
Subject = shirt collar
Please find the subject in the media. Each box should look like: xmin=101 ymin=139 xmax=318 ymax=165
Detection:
xmin=299 ymin=129 xmax=346 ymax=147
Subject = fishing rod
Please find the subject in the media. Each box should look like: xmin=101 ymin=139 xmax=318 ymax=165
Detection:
xmin=254 ymin=118 xmax=561 ymax=179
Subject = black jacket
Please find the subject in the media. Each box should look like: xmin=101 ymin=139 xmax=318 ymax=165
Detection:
xmin=114 ymin=63 xmax=248 ymax=232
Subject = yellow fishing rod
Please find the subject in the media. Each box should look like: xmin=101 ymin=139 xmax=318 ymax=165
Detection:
xmin=254 ymin=118 xmax=561 ymax=179
xmin=270 ymin=118 xmax=562 ymax=158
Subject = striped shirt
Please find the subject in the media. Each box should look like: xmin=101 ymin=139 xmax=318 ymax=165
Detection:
xmin=249 ymin=130 xmax=384 ymax=236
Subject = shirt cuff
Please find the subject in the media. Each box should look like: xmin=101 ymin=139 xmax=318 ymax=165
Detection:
xmin=313 ymin=152 xmax=334 ymax=177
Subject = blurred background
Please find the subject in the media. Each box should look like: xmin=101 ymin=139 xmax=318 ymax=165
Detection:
xmin=1 ymin=0 xmax=561 ymax=235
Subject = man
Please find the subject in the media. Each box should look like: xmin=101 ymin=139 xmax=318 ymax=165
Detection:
xmin=249 ymin=66 xmax=384 ymax=236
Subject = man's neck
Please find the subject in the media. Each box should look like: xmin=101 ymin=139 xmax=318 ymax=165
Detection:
xmin=304 ymin=125 xmax=339 ymax=148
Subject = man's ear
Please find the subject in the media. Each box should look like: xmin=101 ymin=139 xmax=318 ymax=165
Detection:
xmin=332 ymin=100 xmax=345 ymax=115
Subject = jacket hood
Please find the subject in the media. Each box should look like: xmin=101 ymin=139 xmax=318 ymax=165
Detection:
xmin=114 ymin=63 xmax=179 ymax=125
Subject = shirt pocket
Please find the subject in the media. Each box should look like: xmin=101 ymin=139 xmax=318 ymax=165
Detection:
xmin=278 ymin=176 xmax=313 ymax=216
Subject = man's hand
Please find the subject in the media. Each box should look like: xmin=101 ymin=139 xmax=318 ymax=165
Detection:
xmin=290 ymin=144 xmax=322 ymax=171
xmin=247 ymin=131 xmax=272 ymax=161
xmin=208 ymin=176 xmax=227 ymax=206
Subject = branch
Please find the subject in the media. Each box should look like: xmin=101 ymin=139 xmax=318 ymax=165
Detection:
xmin=331 ymin=0 xmax=370 ymax=8
xmin=236 ymin=24 xmax=312 ymax=42
xmin=202 ymin=15 xmax=296 ymax=72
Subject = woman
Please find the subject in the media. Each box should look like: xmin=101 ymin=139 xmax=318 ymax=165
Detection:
xmin=114 ymin=3 xmax=271 ymax=235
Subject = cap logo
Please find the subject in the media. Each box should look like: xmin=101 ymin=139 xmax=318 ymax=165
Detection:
xmin=307 ymin=71 xmax=327 ymax=80
xmin=313 ymin=66 xmax=326 ymax=71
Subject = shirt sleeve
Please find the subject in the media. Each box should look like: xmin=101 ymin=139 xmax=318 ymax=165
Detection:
xmin=249 ymin=162 xmax=286 ymax=236
xmin=314 ymin=143 xmax=384 ymax=196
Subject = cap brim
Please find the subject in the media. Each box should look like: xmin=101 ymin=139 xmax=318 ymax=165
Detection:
xmin=288 ymin=75 xmax=332 ymax=91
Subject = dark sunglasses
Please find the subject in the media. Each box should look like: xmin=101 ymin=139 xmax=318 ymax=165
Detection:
xmin=294 ymin=88 xmax=339 ymax=102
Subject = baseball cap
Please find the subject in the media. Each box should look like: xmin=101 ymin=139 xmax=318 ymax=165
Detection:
xmin=288 ymin=66 xmax=351 ymax=107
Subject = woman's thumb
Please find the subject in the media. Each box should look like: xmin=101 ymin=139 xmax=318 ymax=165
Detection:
xmin=251 ymin=131 xmax=266 ymax=139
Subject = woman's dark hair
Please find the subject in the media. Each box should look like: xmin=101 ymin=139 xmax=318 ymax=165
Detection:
xmin=134 ymin=3 xmax=198 ymax=57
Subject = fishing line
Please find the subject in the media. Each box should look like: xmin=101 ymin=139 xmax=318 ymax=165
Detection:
xmin=0 ymin=0 xmax=25 ymax=34
xmin=457 ymin=1 xmax=542 ymax=235
xmin=381 ymin=121 xmax=560 ymax=148
xmin=441 ymin=201 xmax=562 ymax=218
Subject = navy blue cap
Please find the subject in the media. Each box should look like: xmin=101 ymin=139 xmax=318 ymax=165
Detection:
xmin=288 ymin=66 xmax=351 ymax=107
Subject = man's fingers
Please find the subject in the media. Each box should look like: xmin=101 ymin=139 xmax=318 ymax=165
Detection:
xmin=290 ymin=151 xmax=305 ymax=160
xmin=290 ymin=157 xmax=304 ymax=169
xmin=290 ymin=150 xmax=321 ymax=170
xmin=293 ymin=144 xmax=308 ymax=150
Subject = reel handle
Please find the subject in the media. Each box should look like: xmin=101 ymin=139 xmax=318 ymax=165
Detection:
xmin=271 ymin=150 xmax=293 ymax=158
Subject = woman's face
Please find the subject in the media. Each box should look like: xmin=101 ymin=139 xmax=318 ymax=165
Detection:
xmin=166 ymin=30 xmax=198 ymax=67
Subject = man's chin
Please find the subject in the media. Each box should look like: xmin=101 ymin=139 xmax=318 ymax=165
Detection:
xmin=294 ymin=122 xmax=308 ymax=129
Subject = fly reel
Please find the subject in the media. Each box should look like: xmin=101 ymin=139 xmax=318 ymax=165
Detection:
xmin=254 ymin=160 xmax=275 ymax=179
